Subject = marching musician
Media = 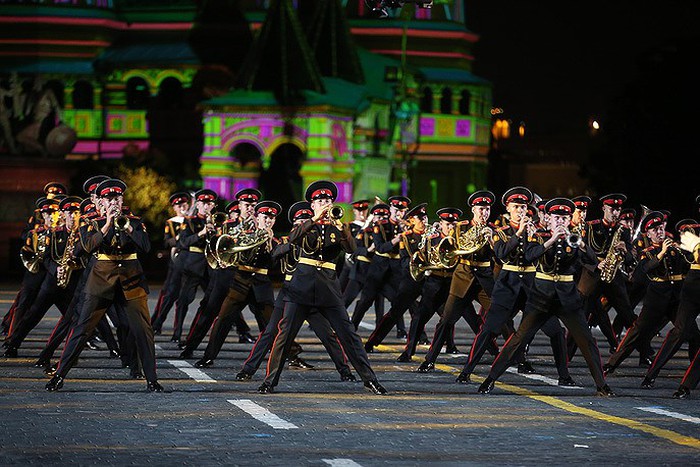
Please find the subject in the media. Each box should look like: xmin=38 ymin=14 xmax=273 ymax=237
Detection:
xmin=151 ymin=191 xmax=192 ymax=334
xmin=604 ymin=210 xmax=691 ymax=376
xmin=350 ymin=195 xmax=411 ymax=337
xmin=258 ymin=180 xmax=386 ymax=395
xmin=193 ymin=200 xmax=280 ymax=368
xmin=46 ymin=178 xmax=162 ymax=392
xmin=416 ymin=190 xmax=499 ymax=373
xmin=339 ymin=199 xmax=370 ymax=291
xmin=2 ymin=196 xmax=84 ymax=357
xmin=171 ymin=188 xmax=218 ymax=343
xmin=478 ymin=198 xmax=615 ymax=397
xmin=456 ymin=186 xmax=575 ymax=386
xmin=397 ymin=206 xmax=462 ymax=362
xmin=235 ymin=200 xmax=355 ymax=381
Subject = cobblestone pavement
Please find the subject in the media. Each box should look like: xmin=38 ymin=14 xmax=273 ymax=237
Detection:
xmin=1 ymin=285 xmax=699 ymax=465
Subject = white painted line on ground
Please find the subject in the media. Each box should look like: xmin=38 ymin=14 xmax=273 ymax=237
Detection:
xmin=228 ymin=399 xmax=298 ymax=430
xmin=167 ymin=359 xmax=216 ymax=383
xmin=322 ymin=459 xmax=363 ymax=467
xmin=636 ymin=406 xmax=700 ymax=424
xmin=506 ymin=367 xmax=583 ymax=390
xmin=358 ymin=321 xmax=374 ymax=330
xmin=154 ymin=344 xmax=163 ymax=350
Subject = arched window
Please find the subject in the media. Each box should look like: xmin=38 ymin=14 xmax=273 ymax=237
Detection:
xmin=230 ymin=142 xmax=262 ymax=168
xmin=440 ymin=87 xmax=452 ymax=114
xmin=157 ymin=77 xmax=183 ymax=109
xmin=459 ymin=89 xmax=471 ymax=115
xmin=126 ymin=77 xmax=150 ymax=110
xmin=419 ymin=86 xmax=433 ymax=113
xmin=72 ymin=80 xmax=94 ymax=109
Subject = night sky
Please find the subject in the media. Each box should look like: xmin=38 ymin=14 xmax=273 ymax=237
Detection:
xmin=465 ymin=0 xmax=700 ymax=136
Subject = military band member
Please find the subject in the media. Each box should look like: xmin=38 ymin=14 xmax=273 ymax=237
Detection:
xmin=477 ymin=198 xmax=615 ymax=397
xmin=416 ymin=190 xmax=499 ymax=373
xmin=3 ymin=196 xmax=84 ymax=356
xmin=456 ymin=187 xmax=575 ymax=386
xmin=171 ymin=188 xmax=218 ymax=343
xmin=235 ymin=201 xmax=355 ymax=381
xmin=193 ymin=200 xmax=280 ymax=368
xmin=151 ymin=191 xmax=192 ymax=334
xmin=397 ymin=207 xmax=461 ymax=362
xmin=46 ymin=178 xmax=162 ymax=392
xmin=350 ymin=195 xmax=411 ymax=337
xmin=339 ymin=199 xmax=370 ymax=291
xmin=364 ymin=202 xmax=429 ymax=352
xmin=258 ymin=180 xmax=386 ymax=395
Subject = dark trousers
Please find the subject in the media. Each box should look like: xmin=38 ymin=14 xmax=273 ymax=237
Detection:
xmin=489 ymin=297 xmax=606 ymax=388
xmin=200 ymin=285 xmax=273 ymax=361
xmin=151 ymin=259 xmax=183 ymax=332
xmin=6 ymin=269 xmax=46 ymax=338
xmin=55 ymin=290 xmax=157 ymax=382
xmin=365 ymin=274 xmax=421 ymax=347
xmin=343 ymin=278 xmax=385 ymax=325
xmin=264 ymin=301 xmax=376 ymax=388
xmin=423 ymin=285 xmax=493 ymax=365
xmin=607 ymin=283 xmax=681 ymax=370
xmin=350 ymin=258 xmax=405 ymax=333
xmin=647 ymin=275 xmax=700 ymax=379
xmin=173 ymin=267 xmax=209 ymax=341
xmin=680 ymin=348 xmax=700 ymax=389
xmin=241 ymin=290 xmax=350 ymax=376
xmin=404 ymin=273 xmax=452 ymax=357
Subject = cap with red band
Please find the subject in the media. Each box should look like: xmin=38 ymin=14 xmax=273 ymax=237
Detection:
xmin=80 ymin=198 xmax=96 ymax=215
xmin=501 ymin=186 xmax=533 ymax=206
xmin=169 ymin=191 xmax=192 ymax=206
xmin=388 ymin=195 xmax=411 ymax=209
xmin=235 ymin=188 xmax=262 ymax=203
xmin=225 ymin=200 xmax=240 ymax=214
xmin=194 ymin=188 xmax=217 ymax=202
xmin=599 ymin=193 xmax=627 ymax=206
xmin=468 ymin=190 xmax=495 ymax=207
xmin=59 ymin=196 xmax=83 ymax=212
xmin=95 ymin=179 xmax=127 ymax=198
xmin=44 ymin=182 xmax=67 ymax=196
xmin=370 ymin=203 xmax=390 ymax=216
xmin=351 ymin=199 xmax=370 ymax=210
xmin=545 ymin=197 xmax=575 ymax=215
xmin=641 ymin=211 xmax=665 ymax=231
xmin=37 ymin=197 xmax=59 ymax=212
xmin=255 ymin=200 xmax=282 ymax=217
xmin=405 ymin=202 xmax=427 ymax=219
xmin=436 ymin=207 xmax=463 ymax=221
xmin=289 ymin=201 xmax=313 ymax=223
xmin=83 ymin=175 xmax=108 ymax=195
xmin=572 ymin=195 xmax=592 ymax=210
xmin=305 ymin=180 xmax=338 ymax=202
xmin=619 ymin=208 xmax=636 ymax=221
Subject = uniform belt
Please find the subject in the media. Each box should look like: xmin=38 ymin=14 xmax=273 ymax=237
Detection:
xmin=501 ymin=264 xmax=536 ymax=273
xmin=649 ymin=274 xmax=685 ymax=282
xmin=96 ymin=253 xmax=137 ymax=261
xmin=189 ymin=246 xmax=204 ymax=254
xmin=535 ymin=272 xmax=574 ymax=282
xmin=691 ymin=264 xmax=700 ymax=270
xmin=298 ymin=257 xmax=336 ymax=270
xmin=459 ymin=259 xmax=490 ymax=267
xmin=284 ymin=274 xmax=294 ymax=282
xmin=356 ymin=255 xmax=371 ymax=263
xmin=375 ymin=252 xmax=400 ymax=259
xmin=238 ymin=265 xmax=268 ymax=275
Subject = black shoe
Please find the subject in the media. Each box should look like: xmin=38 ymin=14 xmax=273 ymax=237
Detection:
xmin=396 ymin=329 xmax=407 ymax=339
xmin=147 ymin=380 xmax=164 ymax=392
xmin=558 ymin=376 xmax=577 ymax=387
xmin=45 ymin=375 xmax=64 ymax=392
xmin=177 ymin=341 xmax=188 ymax=350
xmin=418 ymin=337 xmax=431 ymax=346
xmin=109 ymin=349 xmax=121 ymax=359
xmin=153 ymin=328 xmax=162 ymax=336
xmin=258 ymin=383 xmax=274 ymax=394
xmin=640 ymin=376 xmax=655 ymax=389
xmin=130 ymin=371 xmax=145 ymax=380
xmin=3 ymin=346 xmax=18 ymax=358
xmin=288 ymin=357 xmax=314 ymax=369
xmin=364 ymin=343 xmax=374 ymax=353
xmin=169 ymin=337 xmax=180 ymax=344
xmin=517 ymin=361 xmax=536 ymax=374
xmin=235 ymin=370 xmax=253 ymax=381
xmin=446 ymin=346 xmax=460 ymax=354
xmin=238 ymin=333 xmax=257 ymax=344
xmin=596 ymin=384 xmax=616 ymax=397
xmin=478 ymin=377 xmax=495 ymax=394
xmin=34 ymin=357 xmax=50 ymax=368
xmin=396 ymin=352 xmax=412 ymax=363
xmin=364 ymin=379 xmax=388 ymax=395
xmin=44 ymin=365 xmax=57 ymax=376
xmin=638 ymin=357 xmax=653 ymax=368
xmin=194 ymin=358 xmax=214 ymax=368
xmin=455 ymin=372 xmax=471 ymax=384
xmin=602 ymin=363 xmax=615 ymax=377
xmin=672 ymin=386 xmax=690 ymax=399
xmin=179 ymin=349 xmax=193 ymax=359
xmin=415 ymin=361 xmax=434 ymax=373
xmin=85 ymin=339 xmax=101 ymax=350
xmin=340 ymin=371 xmax=357 ymax=382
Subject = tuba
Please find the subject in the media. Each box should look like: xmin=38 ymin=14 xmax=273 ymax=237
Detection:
xmin=20 ymin=230 xmax=48 ymax=273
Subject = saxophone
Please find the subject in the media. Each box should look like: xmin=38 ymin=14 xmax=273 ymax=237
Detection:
xmin=600 ymin=224 xmax=625 ymax=283
xmin=56 ymin=226 xmax=80 ymax=288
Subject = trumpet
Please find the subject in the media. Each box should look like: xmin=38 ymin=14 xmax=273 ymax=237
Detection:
xmin=114 ymin=214 xmax=131 ymax=231
xmin=207 ymin=211 xmax=228 ymax=228
xmin=566 ymin=230 xmax=581 ymax=248
xmin=328 ymin=204 xmax=345 ymax=221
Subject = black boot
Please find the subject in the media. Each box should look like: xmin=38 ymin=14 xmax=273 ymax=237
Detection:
xmin=455 ymin=372 xmax=471 ymax=384
xmin=364 ymin=379 xmax=388 ymax=395
xmin=477 ymin=377 xmax=495 ymax=394
xmin=147 ymin=380 xmax=164 ymax=392
xmin=235 ymin=370 xmax=253 ymax=381
xmin=258 ymin=382 xmax=274 ymax=394
xmin=640 ymin=376 xmax=655 ymax=389
xmin=517 ymin=361 xmax=536 ymax=374
xmin=45 ymin=375 xmax=64 ymax=392
xmin=595 ymin=384 xmax=616 ymax=397
xmin=672 ymin=386 xmax=690 ymax=399
xmin=415 ymin=361 xmax=434 ymax=373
